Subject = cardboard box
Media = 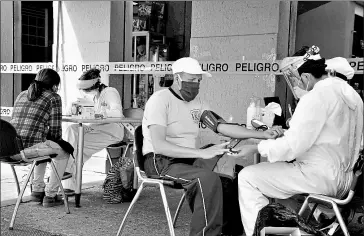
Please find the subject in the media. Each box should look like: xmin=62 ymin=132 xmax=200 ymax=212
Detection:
xmin=260 ymin=227 xmax=313 ymax=236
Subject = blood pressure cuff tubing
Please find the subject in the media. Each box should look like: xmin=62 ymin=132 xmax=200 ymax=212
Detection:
xmin=200 ymin=110 xmax=227 ymax=133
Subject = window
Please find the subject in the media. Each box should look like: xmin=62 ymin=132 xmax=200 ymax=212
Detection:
xmin=21 ymin=6 xmax=48 ymax=47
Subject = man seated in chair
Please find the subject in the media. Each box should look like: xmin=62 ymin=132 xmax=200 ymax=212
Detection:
xmin=142 ymin=57 xmax=280 ymax=236
xmin=10 ymin=68 xmax=70 ymax=207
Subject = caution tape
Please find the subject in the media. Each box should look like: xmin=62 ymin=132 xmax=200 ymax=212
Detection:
xmin=1 ymin=58 xmax=363 ymax=75
xmin=0 ymin=107 xmax=13 ymax=117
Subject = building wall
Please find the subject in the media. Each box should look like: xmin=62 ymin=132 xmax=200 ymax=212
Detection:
xmin=190 ymin=0 xmax=281 ymax=145
xmin=1 ymin=1 xmax=14 ymax=112
xmin=54 ymin=1 xmax=111 ymax=110
xmin=296 ymin=1 xmax=355 ymax=58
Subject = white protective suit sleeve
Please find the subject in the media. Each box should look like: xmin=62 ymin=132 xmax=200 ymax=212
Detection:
xmin=258 ymin=90 xmax=329 ymax=163
xmin=103 ymin=88 xmax=124 ymax=118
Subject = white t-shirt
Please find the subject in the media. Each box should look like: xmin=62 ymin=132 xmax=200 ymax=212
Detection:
xmin=142 ymin=88 xmax=208 ymax=155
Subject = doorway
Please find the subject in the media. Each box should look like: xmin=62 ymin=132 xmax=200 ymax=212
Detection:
xmin=20 ymin=1 xmax=53 ymax=91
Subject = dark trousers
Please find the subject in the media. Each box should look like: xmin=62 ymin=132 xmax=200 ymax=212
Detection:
xmin=144 ymin=153 xmax=243 ymax=236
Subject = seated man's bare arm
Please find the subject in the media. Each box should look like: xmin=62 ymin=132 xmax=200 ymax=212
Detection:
xmin=149 ymin=124 xmax=229 ymax=159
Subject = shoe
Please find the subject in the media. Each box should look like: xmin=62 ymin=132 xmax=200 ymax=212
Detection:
xmin=42 ymin=195 xmax=64 ymax=207
xmin=63 ymin=188 xmax=75 ymax=196
xmin=30 ymin=191 xmax=45 ymax=203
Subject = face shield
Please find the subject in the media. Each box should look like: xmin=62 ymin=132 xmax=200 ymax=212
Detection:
xmin=280 ymin=45 xmax=321 ymax=100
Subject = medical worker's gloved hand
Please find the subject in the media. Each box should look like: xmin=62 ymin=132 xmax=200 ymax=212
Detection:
xmin=264 ymin=126 xmax=284 ymax=139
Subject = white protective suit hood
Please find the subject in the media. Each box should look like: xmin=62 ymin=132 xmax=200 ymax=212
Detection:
xmin=325 ymin=57 xmax=357 ymax=110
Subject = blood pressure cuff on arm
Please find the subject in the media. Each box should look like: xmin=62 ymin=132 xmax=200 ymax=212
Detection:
xmin=200 ymin=110 xmax=226 ymax=133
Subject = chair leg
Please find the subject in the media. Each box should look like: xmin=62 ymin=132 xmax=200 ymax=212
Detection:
xmin=106 ymin=152 xmax=113 ymax=167
xmin=305 ymin=203 xmax=318 ymax=224
xmin=173 ymin=191 xmax=186 ymax=228
xmin=9 ymin=161 xmax=36 ymax=230
xmin=159 ymin=183 xmax=175 ymax=236
xmin=30 ymin=172 xmax=34 ymax=192
xmin=116 ymin=182 xmax=145 ymax=236
xmin=50 ymin=160 xmax=70 ymax=214
xmin=298 ymin=197 xmax=309 ymax=216
xmin=10 ymin=165 xmax=20 ymax=197
xmin=332 ymin=204 xmax=350 ymax=236
xmin=122 ymin=143 xmax=133 ymax=158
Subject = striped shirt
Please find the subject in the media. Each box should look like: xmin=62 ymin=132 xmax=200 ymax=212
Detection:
xmin=10 ymin=90 xmax=62 ymax=149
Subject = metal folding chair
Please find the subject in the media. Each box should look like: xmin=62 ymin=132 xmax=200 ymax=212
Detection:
xmin=116 ymin=125 xmax=186 ymax=236
xmin=0 ymin=119 xmax=70 ymax=230
xmin=106 ymin=140 xmax=134 ymax=168
xmin=298 ymin=150 xmax=364 ymax=236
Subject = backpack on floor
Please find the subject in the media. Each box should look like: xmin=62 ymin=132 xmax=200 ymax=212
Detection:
xmin=253 ymin=203 xmax=328 ymax=236
xmin=102 ymin=156 xmax=136 ymax=204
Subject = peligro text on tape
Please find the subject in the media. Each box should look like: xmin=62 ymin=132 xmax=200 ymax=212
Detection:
xmin=1 ymin=58 xmax=363 ymax=74
xmin=349 ymin=60 xmax=364 ymax=72
xmin=200 ymin=61 xmax=281 ymax=73
xmin=113 ymin=62 xmax=172 ymax=72
xmin=0 ymin=107 xmax=13 ymax=117
xmin=82 ymin=64 xmax=110 ymax=72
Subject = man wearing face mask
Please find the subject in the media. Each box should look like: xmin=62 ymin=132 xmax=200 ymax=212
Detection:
xmin=142 ymin=57 xmax=247 ymax=236
xmin=62 ymin=68 xmax=125 ymax=194
xmin=229 ymin=58 xmax=363 ymax=236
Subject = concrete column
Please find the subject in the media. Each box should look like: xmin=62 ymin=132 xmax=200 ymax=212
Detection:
xmin=1 ymin=1 xmax=14 ymax=110
xmin=108 ymin=1 xmax=133 ymax=109
xmin=190 ymin=0 xmax=281 ymax=145
xmin=53 ymin=1 xmax=111 ymax=109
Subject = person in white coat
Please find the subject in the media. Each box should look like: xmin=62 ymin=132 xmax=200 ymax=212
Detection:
xmin=62 ymin=68 xmax=125 ymax=194
xmin=230 ymin=58 xmax=363 ymax=236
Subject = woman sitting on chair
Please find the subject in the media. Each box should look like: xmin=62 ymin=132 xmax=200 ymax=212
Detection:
xmin=10 ymin=68 xmax=70 ymax=207
xmin=62 ymin=68 xmax=125 ymax=195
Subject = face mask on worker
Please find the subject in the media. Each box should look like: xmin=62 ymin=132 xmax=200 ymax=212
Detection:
xmin=177 ymin=75 xmax=200 ymax=102
xmin=293 ymin=75 xmax=310 ymax=99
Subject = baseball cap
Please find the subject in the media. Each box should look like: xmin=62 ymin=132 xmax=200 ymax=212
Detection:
xmin=172 ymin=57 xmax=212 ymax=77
xmin=325 ymin=57 xmax=355 ymax=80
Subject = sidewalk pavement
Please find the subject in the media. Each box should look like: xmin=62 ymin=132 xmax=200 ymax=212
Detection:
xmin=1 ymin=153 xmax=363 ymax=236
xmin=1 ymin=152 xmax=192 ymax=236
xmin=1 ymin=180 xmax=191 ymax=236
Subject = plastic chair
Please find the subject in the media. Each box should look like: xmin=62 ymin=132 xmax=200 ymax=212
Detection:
xmin=116 ymin=125 xmax=186 ymax=236
xmin=0 ymin=119 xmax=70 ymax=230
xmin=298 ymin=149 xmax=364 ymax=236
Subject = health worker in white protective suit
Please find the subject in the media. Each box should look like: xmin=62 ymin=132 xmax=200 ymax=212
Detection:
xmin=62 ymin=68 xmax=125 ymax=194
xmin=229 ymin=57 xmax=363 ymax=236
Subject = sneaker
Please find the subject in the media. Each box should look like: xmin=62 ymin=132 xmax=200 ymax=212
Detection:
xmin=42 ymin=195 xmax=64 ymax=207
xmin=30 ymin=191 xmax=45 ymax=203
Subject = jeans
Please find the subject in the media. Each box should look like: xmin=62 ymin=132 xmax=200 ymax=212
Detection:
xmin=26 ymin=140 xmax=69 ymax=197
